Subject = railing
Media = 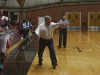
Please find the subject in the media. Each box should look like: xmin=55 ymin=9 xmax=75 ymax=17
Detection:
xmin=0 ymin=0 xmax=100 ymax=10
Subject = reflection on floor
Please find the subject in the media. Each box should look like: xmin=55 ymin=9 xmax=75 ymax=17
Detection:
xmin=1 ymin=33 xmax=39 ymax=75
xmin=1 ymin=30 xmax=100 ymax=75
xmin=27 ymin=30 xmax=100 ymax=75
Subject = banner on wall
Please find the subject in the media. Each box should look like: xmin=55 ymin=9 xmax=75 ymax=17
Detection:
xmin=16 ymin=0 xmax=25 ymax=7
xmin=6 ymin=26 xmax=21 ymax=48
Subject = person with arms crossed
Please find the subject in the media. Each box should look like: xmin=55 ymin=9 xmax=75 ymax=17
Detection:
xmin=57 ymin=15 xmax=69 ymax=48
xmin=35 ymin=15 xmax=60 ymax=68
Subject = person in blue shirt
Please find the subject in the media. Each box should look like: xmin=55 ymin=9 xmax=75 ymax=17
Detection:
xmin=57 ymin=15 xmax=69 ymax=48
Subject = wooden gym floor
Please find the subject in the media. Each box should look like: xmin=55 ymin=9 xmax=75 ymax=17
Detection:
xmin=2 ymin=30 xmax=100 ymax=75
xmin=27 ymin=30 xmax=100 ymax=75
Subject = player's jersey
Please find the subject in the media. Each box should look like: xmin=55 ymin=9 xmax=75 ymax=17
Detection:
xmin=0 ymin=16 xmax=6 ymax=26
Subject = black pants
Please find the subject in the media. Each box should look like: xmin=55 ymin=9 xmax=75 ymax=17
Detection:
xmin=19 ymin=29 xmax=29 ymax=38
xmin=0 ymin=53 xmax=5 ymax=64
xmin=38 ymin=38 xmax=57 ymax=65
xmin=58 ymin=28 xmax=67 ymax=47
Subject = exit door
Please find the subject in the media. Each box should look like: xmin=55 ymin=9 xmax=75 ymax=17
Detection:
xmin=66 ymin=12 xmax=81 ymax=27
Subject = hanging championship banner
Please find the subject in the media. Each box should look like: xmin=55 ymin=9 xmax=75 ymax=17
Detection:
xmin=16 ymin=0 xmax=25 ymax=7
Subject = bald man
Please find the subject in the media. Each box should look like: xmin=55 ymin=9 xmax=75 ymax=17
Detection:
xmin=57 ymin=15 xmax=69 ymax=48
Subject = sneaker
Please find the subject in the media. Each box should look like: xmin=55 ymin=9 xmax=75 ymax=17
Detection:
xmin=52 ymin=63 xmax=57 ymax=68
xmin=0 ymin=64 xmax=3 ymax=71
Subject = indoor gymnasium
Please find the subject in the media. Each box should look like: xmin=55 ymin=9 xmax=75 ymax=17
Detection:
xmin=0 ymin=0 xmax=100 ymax=75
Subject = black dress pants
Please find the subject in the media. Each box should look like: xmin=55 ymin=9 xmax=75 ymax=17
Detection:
xmin=38 ymin=38 xmax=57 ymax=65
xmin=58 ymin=28 xmax=67 ymax=47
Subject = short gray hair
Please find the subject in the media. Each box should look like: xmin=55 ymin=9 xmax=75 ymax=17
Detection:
xmin=44 ymin=15 xmax=51 ymax=20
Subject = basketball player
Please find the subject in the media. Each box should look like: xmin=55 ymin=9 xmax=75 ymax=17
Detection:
xmin=0 ymin=9 xmax=8 ymax=70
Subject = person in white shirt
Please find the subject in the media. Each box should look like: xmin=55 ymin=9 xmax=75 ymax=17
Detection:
xmin=27 ymin=19 xmax=35 ymax=32
xmin=22 ymin=20 xmax=28 ymax=28
xmin=28 ymin=19 xmax=33 ymax=28
xmin=0 ymin=9 xmax=8 ymax=70
xmin=35 ymin=15 xmax=60 ymax=68
xmin=22 ymin=20 xmax=30 ymax=38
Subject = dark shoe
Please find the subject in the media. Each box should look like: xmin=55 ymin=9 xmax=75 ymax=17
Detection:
xmin=64 ymin=46 xmax=66 ymax=48
xmin=38 ymin=59 xmax=43 ymax=65
xmin=57 ymin=46 xmax=61 ymax=48
xmin=52 ymin=63 xmax=57 ymax=68
xmin=38 ymin=62 xmax=42 ymax=65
